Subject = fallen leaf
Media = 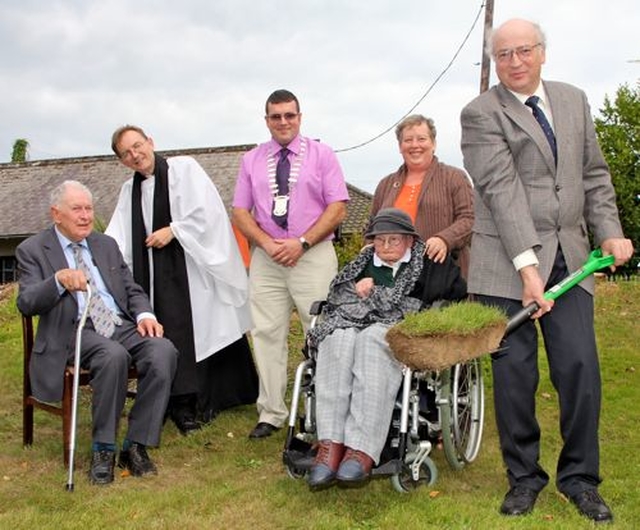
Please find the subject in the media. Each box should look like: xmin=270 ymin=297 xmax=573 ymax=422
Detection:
xmin=429 ymin=490 xmax=440 ymax=498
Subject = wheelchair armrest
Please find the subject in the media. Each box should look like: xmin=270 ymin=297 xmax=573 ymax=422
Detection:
xmin=309 ymin=300 xmax=327 ymax=316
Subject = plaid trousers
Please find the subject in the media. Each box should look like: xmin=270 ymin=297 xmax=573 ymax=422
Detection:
xmin=315 ymin=323 xmax=403 ymax=463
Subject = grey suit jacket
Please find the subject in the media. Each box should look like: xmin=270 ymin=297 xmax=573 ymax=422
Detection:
xmin=460 ymin=80 xmax=624 ymax=300
xmin=16 ymin=226 xmax=154 ymax=402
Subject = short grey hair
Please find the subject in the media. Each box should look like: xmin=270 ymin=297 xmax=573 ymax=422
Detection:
xmin=395 ymin=114 xmax=437 ymax=142
xmin=50 ymin=180 xmax=93 ymax=207
xmin=486 ymin=19 xmax=547 ymax=58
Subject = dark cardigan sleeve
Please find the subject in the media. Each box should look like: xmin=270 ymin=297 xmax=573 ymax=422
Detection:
xmin=409 ymin=254 xmax=467 ymax=307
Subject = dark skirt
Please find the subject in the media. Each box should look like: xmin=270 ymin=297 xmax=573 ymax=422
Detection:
xmin=196 ymin=334 xmax=259 ymax=423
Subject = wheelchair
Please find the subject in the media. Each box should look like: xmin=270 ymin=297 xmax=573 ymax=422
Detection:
xmin=282 ymin=301 xmax=485 ymax=492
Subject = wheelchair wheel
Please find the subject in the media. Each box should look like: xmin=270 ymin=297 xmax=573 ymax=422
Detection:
xmin=439 ymin=359 xmax=484 ymax=470
xmin=390 ymin=454 xmax=437 ymax=493
xmin=285 ymin=463 xmax=307 ymax=480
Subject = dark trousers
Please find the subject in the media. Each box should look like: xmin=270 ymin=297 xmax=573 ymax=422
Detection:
xmin=478 ymin=249 xmax=602 ymax=497
xmin=76 ymin=319 xmax=178 ymax=447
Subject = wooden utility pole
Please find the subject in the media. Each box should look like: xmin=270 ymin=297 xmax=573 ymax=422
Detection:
xmin=479 ymin=0 xmax=494 ymax=93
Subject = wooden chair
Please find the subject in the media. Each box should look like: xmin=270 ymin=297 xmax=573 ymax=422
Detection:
xmin=22 ymin=314 xmax=136 ymax=466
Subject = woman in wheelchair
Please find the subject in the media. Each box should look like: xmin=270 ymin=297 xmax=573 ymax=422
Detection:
xmin=305 ymin=208 xmax=467 ymax=489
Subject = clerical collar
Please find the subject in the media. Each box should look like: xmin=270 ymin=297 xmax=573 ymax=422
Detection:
xmin=373 ymin=248 xmax=412 ymax=277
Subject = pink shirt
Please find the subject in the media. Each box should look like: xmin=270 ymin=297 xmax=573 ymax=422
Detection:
xmin=233 ymin=135 xmax=350 ymax=239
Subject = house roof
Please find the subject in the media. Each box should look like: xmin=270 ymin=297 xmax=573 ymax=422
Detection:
xmin=0 ymin=144 xmax=372 ymax=240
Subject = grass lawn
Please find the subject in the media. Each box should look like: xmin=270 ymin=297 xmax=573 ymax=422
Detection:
xmin=0 ymin=280 xmax=638 ymax=529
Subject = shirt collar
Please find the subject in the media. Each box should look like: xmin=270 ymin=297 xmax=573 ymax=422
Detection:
xmin=508 ymin=81 xmax=549 ymax=108
xmin=373 ymin=247 xmax=412 ymax=269
xmin=269 ymin=134 xmax=302 ymax=156
xmin=54 ymin=226 xmax=86 ymax=250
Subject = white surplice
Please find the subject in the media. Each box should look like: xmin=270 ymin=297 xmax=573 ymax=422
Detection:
xmin=106 ymin=156 xmax=252 ymax=361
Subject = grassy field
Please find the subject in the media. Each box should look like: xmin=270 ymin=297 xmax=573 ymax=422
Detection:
xmin=0 ymin=280 xmax=638 ymax=529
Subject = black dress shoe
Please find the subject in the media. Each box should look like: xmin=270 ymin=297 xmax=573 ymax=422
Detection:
xmin=169 ymin=396 xmax=201 ymax=435
xmin=248 ymin=422 xmax=279 ymax=439
xmin=89 ymin=450 xmax=115 ymax=485
xmin=500 ymin=485 xmax=539 ymax=516
xmin=172 ymin=413 xmax=201 ymax=435
xmin=569 ymin=490 xmax=613 ymax=523
xmin=118 ymin=443 xmax=157 ymax=476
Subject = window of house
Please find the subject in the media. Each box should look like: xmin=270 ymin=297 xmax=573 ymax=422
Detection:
xmin=0 ymin=256 xmax=17 ymax=284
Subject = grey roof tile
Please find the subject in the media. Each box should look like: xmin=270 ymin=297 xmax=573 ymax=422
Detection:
xmin=0 ymin=145 xmax=372 ymax=240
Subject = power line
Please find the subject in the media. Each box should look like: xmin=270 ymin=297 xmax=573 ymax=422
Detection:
xmin=335 ymin=1 xmax=485 ymax=154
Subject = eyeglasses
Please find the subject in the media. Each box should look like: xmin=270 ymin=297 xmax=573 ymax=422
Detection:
xmin=119 ymin=139 xmax=148 ymax=160
xmin=373 ymin=235 xmax=405 ymax=248
xmin=494 ymin=43 xmax=543 ymax=63
xmin=266 ymin=112 xmax=299 ymax=123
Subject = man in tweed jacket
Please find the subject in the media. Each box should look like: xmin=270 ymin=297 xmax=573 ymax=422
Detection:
xmin=460 ymin=18 xmax=633 ymax=523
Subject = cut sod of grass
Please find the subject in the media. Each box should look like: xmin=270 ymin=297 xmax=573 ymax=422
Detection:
xmin=395 ymin=301 xmax=508 ymax=337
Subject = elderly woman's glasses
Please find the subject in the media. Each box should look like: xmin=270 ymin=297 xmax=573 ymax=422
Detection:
xmin=373 ymin=235 xmax=405 ymax=248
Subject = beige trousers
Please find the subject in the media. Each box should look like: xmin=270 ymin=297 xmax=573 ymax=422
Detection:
xmin=249 ymin=241 xmax=337 ymax=427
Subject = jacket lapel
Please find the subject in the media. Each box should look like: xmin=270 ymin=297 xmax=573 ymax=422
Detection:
xmin=497 ymin=84 xmax=556 ymax=174
xmin=42 ymin=226 xmax=79 ymax=307
xmin=42 ymin=226 xmax=73 ymax=274
xmin=544 ymin=81 xmax=570 ymax=177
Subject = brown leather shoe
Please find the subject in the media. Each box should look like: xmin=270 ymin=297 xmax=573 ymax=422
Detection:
xmin=308 ymin=440 xmax=345 ymax=489
xmin=336 ymin=448 xmax=374 ymax=483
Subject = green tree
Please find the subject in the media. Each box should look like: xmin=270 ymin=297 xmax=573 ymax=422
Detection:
xmin=594 ymin=81 xmax=640 ymax=275
xmin=11 ymin=138 xmax=29 ymax=162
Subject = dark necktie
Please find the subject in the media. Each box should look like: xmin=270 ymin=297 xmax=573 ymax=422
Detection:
xmin=525 ymin=95 xmax=557 ymax=163
xmin=71 ymin=243 xmax=122 ymax=337
xmin=272 ymin=148 xmax=290 ymax=228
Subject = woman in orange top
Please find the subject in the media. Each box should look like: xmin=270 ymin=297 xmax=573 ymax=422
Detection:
xmin=370 ymin=114 xmax=474 ymax=278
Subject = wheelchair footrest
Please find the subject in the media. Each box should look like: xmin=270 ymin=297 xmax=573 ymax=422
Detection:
xmin=283 ymin=449 xmax=315 ymax=471
xmin=372 ymin=458 xmax=402 ymax=476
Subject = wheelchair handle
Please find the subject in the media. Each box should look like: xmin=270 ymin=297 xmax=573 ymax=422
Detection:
xmin=505 ymin=249 xmax=614 ymax=336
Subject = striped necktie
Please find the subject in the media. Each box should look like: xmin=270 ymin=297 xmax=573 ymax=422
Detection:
xmin=525 ymin=95 xmax=557 ymax=164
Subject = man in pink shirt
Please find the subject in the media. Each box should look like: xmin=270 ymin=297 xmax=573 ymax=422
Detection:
xmin=233 ymin=89 xmax=349 ymax=439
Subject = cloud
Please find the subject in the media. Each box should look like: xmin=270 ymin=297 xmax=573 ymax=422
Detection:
xmin=1 ymin=0 xmax=638 ymax=191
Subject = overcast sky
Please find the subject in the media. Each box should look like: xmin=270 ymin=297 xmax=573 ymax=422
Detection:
xmin=2 ymin=0 xmax=639 ymax=192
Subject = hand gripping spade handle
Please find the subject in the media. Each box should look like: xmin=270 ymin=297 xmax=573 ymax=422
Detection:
xmin=504 ymin=249 xmax=615 ymax=336
xmin=66 ymin=282 xmax=92 ymax=492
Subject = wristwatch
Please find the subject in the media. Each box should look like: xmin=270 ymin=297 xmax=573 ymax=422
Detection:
xmin=299 ymin=236 xmax=311 ymax=252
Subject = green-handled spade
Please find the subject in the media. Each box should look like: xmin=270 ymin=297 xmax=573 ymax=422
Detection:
xmin=504 ymin=248 xmax=615 ymax=336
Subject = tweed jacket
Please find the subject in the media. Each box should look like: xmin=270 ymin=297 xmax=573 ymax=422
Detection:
xmin=16 ymin=226 xmax=154 ymax=402
xmin=370 ymin=157 xmax=474 ymax=278
xmin=460 ymin=80 xmax=624 ymax=300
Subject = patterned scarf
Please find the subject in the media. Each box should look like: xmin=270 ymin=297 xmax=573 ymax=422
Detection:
xmin=307 ymin=240 xmax=426 ymax=347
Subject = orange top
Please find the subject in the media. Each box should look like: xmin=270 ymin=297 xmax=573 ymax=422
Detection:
xmin=232 ymin=223 xmax=251 ymax=269
xmin=393 ymin=183 xmax=422 ymax=222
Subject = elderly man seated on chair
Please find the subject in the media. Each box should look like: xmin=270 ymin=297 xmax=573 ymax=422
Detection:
xmin=306 ymin=208 xmax=467 ymax=489
xmin=16 ymin=180 xmax=178 ymax=485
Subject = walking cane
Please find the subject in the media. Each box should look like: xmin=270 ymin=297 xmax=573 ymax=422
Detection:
xmin=504 ymin=248 xmax=615 ymax=336
xmin=66 ymin=282 xmax=92 ymax=492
